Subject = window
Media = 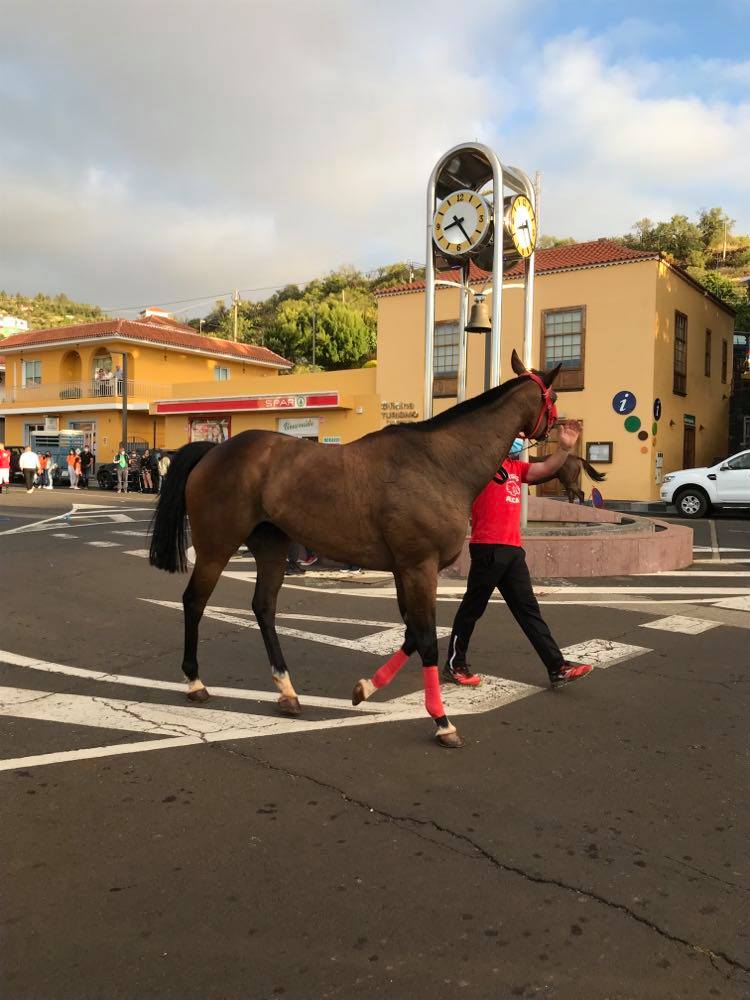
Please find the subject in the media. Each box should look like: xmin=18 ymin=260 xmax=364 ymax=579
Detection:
xmin=704 ymin=330 xmax=711 ymax=377
xmin=722 ymin=339 xmax=728 ymax=384
xmin=541 ymin=307 xmax=585 ymax=390
xmin=21 ymin=360 xmax=42 ymax=387
xmin=673 ymin=311 xmax=688 ymax=396
xmin=725 ymin=452 xmax=750 ymax=470
xmin=744 ymin=416 xmax=750 ymax=446
xmin=214 ymin=366 xmax=230 ymax=382
xmin=586 ymin=442 xmax=613 ymax=464
xmin=433 ymin=321 xmax=459 ymax=377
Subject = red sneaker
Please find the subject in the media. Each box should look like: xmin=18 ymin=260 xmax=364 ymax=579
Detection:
xmin=549 ymin=662 xmax=593 ymax=690
xmin=442 ymin=663 xmax=482 ymax=687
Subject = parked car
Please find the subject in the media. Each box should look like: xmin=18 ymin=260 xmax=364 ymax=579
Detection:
xmin=96 ymin=463 xmax=144 ymax=492
xmin=660 ymin=449 xmax=750 ymax=517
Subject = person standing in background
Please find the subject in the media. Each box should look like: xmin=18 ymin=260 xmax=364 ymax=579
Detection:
xmin=114 ymin=447 xmax=129 ymax=494
xmin=66 ymin=449 xmax=78 ymax=490
xmin=72 ymin=449 xmax=83 ymax=489
xmin=19 ymin=446 xmax=40 ymax=494
xmin=80 ymin=446 xmax=93 ymax=485
xmin=157 ymin=452 xmax=170 ymax=493
xmin=0 ymin=443 xmax=11 ymax=494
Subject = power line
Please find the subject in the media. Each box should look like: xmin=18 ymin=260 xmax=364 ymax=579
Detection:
xmin=100 ymin=261 xmax=425 ymax=316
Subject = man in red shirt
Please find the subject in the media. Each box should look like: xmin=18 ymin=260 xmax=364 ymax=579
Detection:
xmin=0 ymin=442 xmax=10 ymax=494
xmin=444 ymin=421 xmax=593 ymax=690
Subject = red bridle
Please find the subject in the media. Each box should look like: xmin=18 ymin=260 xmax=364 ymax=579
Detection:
xmin=525 ymin=371 xmax=558 ymax=440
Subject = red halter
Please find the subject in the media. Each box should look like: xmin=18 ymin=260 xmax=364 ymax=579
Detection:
xmin=525 ymin=371 xmax=558 ymax=440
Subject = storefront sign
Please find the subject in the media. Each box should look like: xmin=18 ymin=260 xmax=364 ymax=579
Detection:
xmin=189 ymin=418 xmax=230 ymax=443
xmin=44 ymin=417 xmax=60 ymax=432
xmin=684 ymin=414 xmax=696 ymax=427
xmin=156 ymin=392 xmax=340 ymax=415
xmin=381 ymin=401 xmax=419 ymax=425
xmin=323 ymin=436 xmax=342 ymax=444
xmin=278 ymin=417 xmax=319 ymax=438
xmin=653 ymin=398 xmax=662 ymax=421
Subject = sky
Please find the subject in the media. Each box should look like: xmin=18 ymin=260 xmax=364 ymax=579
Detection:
xmin=1 ymin=0 xmax=748 ymax=314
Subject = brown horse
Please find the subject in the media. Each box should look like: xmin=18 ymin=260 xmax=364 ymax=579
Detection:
xmin=149 ymin=351 xmax=560 ymax=748
xmin=530 ymin=454 xmax=606 ymax=504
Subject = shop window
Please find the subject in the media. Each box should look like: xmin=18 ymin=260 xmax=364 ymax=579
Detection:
xmin=214 ymin=366 xmax=230 ymax=382
xmin=21 ymin=360 xmax=42 ymax=386
xmin=542 ymin=307 xmax=585 ymax=390
xmin=704 ymin=330 xmax=711 ymax=377
xmin=673 ymin=311 xmax=688 ymax=396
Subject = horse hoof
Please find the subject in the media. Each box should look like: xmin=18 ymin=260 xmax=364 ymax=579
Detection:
xmin=186 ymin=687 xmax=210 ymax=703
xmin=277 ymin=695 xmax=302 ymax=716
xmin=352 ymin=680 xmax=372 ymax=705
xmin=436 ymin=729 xmax=464 ymax=749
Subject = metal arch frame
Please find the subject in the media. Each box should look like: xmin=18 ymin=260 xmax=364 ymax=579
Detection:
xmin=423 ymin=142 xmax=537 ymax=417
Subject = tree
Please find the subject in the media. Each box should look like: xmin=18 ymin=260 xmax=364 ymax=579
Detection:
xmin=622 ymin=214 xmax=703 ymax=265
xmin=697 ymin=207 xmax=732 ymax=253
xmin=688 ymin=268 xmax=750 ymax=330
xmin=537 ymin=235 xmax=575 ymax=250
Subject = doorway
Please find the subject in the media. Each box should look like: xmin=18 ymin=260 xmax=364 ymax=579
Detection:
xmin=68 ymin=420 xmax=97 ymax=455
xmin=682 ymin=423 xmax=696 ymax=469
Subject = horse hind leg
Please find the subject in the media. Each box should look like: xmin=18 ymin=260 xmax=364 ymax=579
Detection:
xmin=181 ymin=552 xmax=234 ymax=702
xmin=247 ymin=523 xmax=301 ymax=717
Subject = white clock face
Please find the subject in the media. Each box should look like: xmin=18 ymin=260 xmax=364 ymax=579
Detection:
xmin=507 ymin=195 xmax=537 ymax=258
xmin=433 ymin=190 xmax=490 ymax=257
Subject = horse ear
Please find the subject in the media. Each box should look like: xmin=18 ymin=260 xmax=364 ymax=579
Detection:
xmin=542 ymin=363 xmax=562 ymax=388
xmin=511 ymin=349 xmax=527 ymax=376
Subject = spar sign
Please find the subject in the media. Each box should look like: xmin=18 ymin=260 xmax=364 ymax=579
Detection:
xmin=155 ymin=392 xmax=340 ymax=415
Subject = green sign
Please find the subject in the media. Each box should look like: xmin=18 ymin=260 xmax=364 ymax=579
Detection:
xmin=624 ymin=415 xmax=641 ymax=433
xmin=684 ymin=414 xmax=696 ymax=427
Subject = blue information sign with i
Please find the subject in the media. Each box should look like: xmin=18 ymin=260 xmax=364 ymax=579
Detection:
xmin=612 ymin=390 xmax=636 ymax=415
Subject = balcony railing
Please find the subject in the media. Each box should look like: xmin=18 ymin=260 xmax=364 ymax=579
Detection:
xmin=2 ymin=379 xmax=171 ymax=405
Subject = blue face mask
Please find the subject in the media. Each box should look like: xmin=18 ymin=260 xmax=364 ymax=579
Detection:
xmin=508 ymin=437 xmax=525 ymax=458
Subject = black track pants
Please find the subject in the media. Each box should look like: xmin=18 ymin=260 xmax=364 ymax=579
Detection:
xmin=446 ymin=543 xmax=565 ymax=675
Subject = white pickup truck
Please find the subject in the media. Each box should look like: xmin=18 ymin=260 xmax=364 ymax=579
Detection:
xmin=660 ymin=449 xmax=750 ymax=517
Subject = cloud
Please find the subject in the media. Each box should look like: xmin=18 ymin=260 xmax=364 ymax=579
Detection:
xmin=0 ymin=5 xmax=748 ymax=309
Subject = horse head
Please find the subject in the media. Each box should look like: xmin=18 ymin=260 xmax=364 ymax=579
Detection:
xmin=510 ymin=349 xmax=561 ymax=441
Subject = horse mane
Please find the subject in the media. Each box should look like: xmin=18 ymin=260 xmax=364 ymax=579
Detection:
xmin=418 ymin=375 xmax=525 ymax=430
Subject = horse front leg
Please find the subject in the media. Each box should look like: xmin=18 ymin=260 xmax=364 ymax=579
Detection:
xmin=397 ymin=562 xmax=463 ymax=749
xmin=248 ymin=524 xmax=301 ymax=716
xmin=352 ymin=572 xmax=416 ymax=705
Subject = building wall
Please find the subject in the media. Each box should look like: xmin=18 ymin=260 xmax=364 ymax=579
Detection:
xmin=158 ymin=368 xmax=381 ymax=450
xmin=374 ymin=259 xmax=734 ymax=501
xmin=1 ymin=339 xmax=278 ymax=395
xmin=652 ymin=262 xmax=733 ymax=490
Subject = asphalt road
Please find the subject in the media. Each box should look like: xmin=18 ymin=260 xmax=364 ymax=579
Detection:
xmin=1 ymin=488 xmax=748 ymax=999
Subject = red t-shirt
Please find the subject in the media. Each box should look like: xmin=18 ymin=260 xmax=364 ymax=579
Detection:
xmin=470 ymin=459 xmax=530 ymax=547
xmin=0 ymin=449 xmax=10 ymax=469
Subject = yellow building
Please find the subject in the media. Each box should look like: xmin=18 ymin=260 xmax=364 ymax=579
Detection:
xmin=0 ymin=313 xmax=292 ymax=452
xmin=375 ymin=239 xmax=735 ymax=501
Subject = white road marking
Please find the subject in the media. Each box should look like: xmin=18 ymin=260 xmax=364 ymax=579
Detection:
xmin=143 ymin=599 xmax=452 ymax=655
xmin=693 ymin=546 xmax=750 ymax=553
xmin=125 ymin=549 xmax=150 ymax=557
xmin=645 ymin=570 xmax=750 ymax=577
xmin=323 ymin=585 xmax=750 ymax=599
xmin=86 ymin=540 xmax=121 ymax=548
xmin=558 ymin=639 xmax=650 ymax=668
xmin=51 ymin=533 xmax=77 ymax=539
xmin=111 ymin=530 xmax=148 ymax=537
xmin=640 ymin=615 xmax=719 ymax=635
xmin=712 ymin=595 xmax=750 ymax=611
xmin=0 ymin=649 xmax=392 ymax=713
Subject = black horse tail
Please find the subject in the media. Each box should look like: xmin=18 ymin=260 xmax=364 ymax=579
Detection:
xmin=149 ymin=442 xmax=216 ymax=573
xmin=580 ymin=458 xmax=607 ymax=483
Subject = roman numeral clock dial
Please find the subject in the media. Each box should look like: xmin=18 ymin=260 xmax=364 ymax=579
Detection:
xmin=432 ymin=189 xmax=491 ymax=258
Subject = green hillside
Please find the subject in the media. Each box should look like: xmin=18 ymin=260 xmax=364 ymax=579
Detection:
xmin=0 ymin=291 xmax=105 ymax=332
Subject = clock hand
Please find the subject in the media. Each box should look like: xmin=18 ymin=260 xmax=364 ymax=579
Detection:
xmin=443 ymin=215 xmax=465 ymax=233
xmin=456 ymin=218 xmax=472 ymax=242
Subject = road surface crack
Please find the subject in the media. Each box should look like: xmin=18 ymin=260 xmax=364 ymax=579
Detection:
xmin=216 ymin=743 xmax=749 ymax=982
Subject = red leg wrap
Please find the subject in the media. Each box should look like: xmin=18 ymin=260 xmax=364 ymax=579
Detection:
xmin=372 ymin=648 xmax=409 ymax=689
xmin=422 ymin=666 xmax=446 ymax=719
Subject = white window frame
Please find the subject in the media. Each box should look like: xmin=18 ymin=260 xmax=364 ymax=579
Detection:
xmin=21 ymin=360 xmax=42 ymax=387
xmin=214 ymin=365 xmax=230 ymax=382
xmin=433 ymin=321 xmax=459 ymax=377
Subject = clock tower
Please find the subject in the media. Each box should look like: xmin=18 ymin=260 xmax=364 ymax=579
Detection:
xmin=423 ymin=143 xmax=538 ymax=418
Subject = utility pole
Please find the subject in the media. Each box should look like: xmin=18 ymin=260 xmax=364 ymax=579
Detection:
xmin=723 ymin=217 xmax=728 ymax=263
xmin=121 ymin=352 xmax=128 ymax=449
xmin=312 ymin=308 xmax=316 ymax=367
xmin=232 ymin=289 xmax=239 ymax=342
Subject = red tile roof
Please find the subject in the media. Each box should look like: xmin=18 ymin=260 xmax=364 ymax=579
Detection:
xmin=375 ymin=239 xmax=659 ymax=297
xmin=0 ymin=317 xmax=292 ymax=367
